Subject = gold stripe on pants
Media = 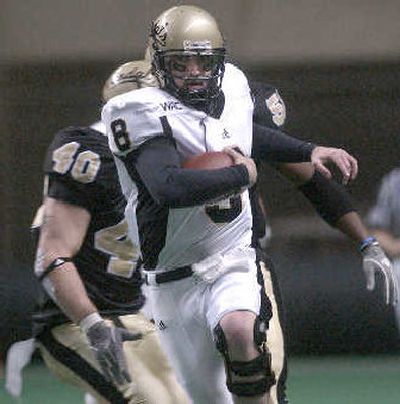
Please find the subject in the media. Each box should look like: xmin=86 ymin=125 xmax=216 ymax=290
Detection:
xmin=259 ymin=261 xmax=286 ymax=404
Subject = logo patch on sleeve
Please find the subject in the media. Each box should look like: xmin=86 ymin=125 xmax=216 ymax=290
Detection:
xmin=265 ymin=91 xmax=286 ymax=127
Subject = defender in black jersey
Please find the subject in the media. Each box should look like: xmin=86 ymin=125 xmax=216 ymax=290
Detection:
xmin=34 ymin=127 xmax=144 ymax=329
xmin=32 ymin=123 xmax=189 ymax=403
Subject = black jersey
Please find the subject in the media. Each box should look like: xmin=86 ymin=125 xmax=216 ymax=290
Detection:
xmin=33 ymin=126 xmax=144 ymax=332
xmin=249 ymin=81 xmax=287 ymax=246
xmin=250 ymin=81 xmax=286 ymax=130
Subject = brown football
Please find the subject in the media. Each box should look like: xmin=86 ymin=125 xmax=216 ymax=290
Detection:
xmin=182 ymin=151 xmax=234 ymax=170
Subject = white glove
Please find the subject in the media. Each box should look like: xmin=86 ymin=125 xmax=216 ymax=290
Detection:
xmin=361 ymin=237 xmax=399 ymax=306
xmin=5 ymin=338 xmax=36 ymax=398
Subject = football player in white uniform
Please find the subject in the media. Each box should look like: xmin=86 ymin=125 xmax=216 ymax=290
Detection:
xmin=102 ymin=6 xmax=359 ymax=404
xmin=104 ymin=58 xmax=398 ymax=404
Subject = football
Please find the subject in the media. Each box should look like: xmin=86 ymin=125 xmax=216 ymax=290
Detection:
xmin=182 ymin=151 xmax=234 ymax=170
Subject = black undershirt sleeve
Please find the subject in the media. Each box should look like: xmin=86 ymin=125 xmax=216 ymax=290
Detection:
xmin=131 ymin=136 xmax=249 ymax=208
xmin=298 ymin=171 xmax=356 ymax=226
xmin=252 ymin=123 xmax=316 ymax=163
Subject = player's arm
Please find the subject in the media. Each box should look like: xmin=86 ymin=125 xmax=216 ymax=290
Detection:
xmin=125 ymin=136 xmax=254 ymax=208
xmin=275 ymin=161 xmax=398 ymax=305
xmin=36 ymin=128 xmax=140 ymax=386
xmin=251 ymin=82 xmax=357 ymax=183
xmin=252 ymin=124 xmax=358 ymax=184
xmin=251 ymin=84 xmax=361 ymax=237
xmin=35 ymin=196 xmax=139 ymax=385
xmin=251 ymin=82 xmax=397 ymax=304
xmin=252 ymin=123 xmax=315 ymax=162
xmin=35 ymin=196 xmax=94 ymax=323
xmin=35 ymin=130 xmax=100 ymax=324
xmin=276 ymin=162 xmax=356 ymax=229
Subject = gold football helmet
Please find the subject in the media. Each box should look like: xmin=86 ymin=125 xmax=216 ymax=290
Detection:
xmin=102 ymin=59 xmax=158 ymax=102
xmin=149 ymin=5 xmax=226 ymax=104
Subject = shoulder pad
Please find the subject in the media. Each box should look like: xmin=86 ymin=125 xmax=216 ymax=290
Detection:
xmin=222 ymin=63 xmax=251 ymax=96
xmin=102 ymin=88 xmax=186 ymax=156
xmin=44 ymin=126 xmax=108 ymax=184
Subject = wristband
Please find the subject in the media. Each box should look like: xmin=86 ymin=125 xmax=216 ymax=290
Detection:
xmin=79 ymin=312 xmax=103 ymax=334
xmin=359 ymin=236 xmax=377 ymax=252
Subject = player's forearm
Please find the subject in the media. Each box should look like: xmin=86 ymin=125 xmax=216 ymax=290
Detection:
xmin=47 ymin=262 xmax=98 ymax=324
xmin=335 ymin=212 xmax=369 ymax=244
xmin=36 ymin=237 xmax=98 ymax=324
xmin=152 ymin=166 xmax=249 ymax=207
xmin=35 ymin=197 xmax=96 ymax=324
xmin=275 ymin=162 xmax=314 ymax=186
xmin=297 ymin=171 xmax=355 ymax=227
xmin=134 ymin=137 xmax=249 ymax=207
xmin=252 ymin=124 xmax=316 ymax=163
xmin=370 ymin=229 xmax=400 ymax=259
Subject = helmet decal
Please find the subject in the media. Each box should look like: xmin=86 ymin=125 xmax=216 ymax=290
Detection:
xmin=183 ymin=40 xmax=212 ymax=50
xmin=150 ymin=20 xmax=168 ymax=51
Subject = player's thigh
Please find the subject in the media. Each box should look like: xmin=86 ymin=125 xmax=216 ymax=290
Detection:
xmin=208 ymin=255 xmax=287 ymax=404
xmin=119 ymin=313 xmax=190 ymax=404
xmin=37 ymin=323 xmax=124 ymax=404
xmin=207 ymin=259 xmax=261 ymax=331
xmin=147 ymin=280 xmax=233 ymax=404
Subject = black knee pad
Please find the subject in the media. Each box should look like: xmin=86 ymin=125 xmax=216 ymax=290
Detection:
xmin=214 ymin=320 xmax=275 ymax=397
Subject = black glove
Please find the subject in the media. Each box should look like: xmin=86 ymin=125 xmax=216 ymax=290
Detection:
xmin=361 ymin=238 xmax=399 ymax=306
xmin=86 ymin=320 xmax=142 ymax=386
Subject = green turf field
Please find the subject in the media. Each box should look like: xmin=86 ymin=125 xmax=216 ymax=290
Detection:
xmin=287 ymin=355 xmax=400 ymax=404
xmin=1 ymin=354 xmax=399 ymax=403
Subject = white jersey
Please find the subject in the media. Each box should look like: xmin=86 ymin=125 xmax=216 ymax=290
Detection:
xmin=102 ymin=63 xmax=254 ymax=270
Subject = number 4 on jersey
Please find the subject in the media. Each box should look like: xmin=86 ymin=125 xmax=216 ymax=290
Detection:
xmin=95 ymin=219 xmax=139 ymax=278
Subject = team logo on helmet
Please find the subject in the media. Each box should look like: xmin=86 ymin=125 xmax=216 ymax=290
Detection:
xmin=150 ymin=20 xmax=168 ymax=50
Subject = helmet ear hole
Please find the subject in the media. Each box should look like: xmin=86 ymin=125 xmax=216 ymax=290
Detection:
xmin=148 ymin=5 xmax=226 ymax=104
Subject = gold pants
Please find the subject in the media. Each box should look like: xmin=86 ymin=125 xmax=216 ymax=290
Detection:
xmin=259 ymin=261 xmax=287 ymax=404
xmin=37 ymin=313 xmax=190 ymax=404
